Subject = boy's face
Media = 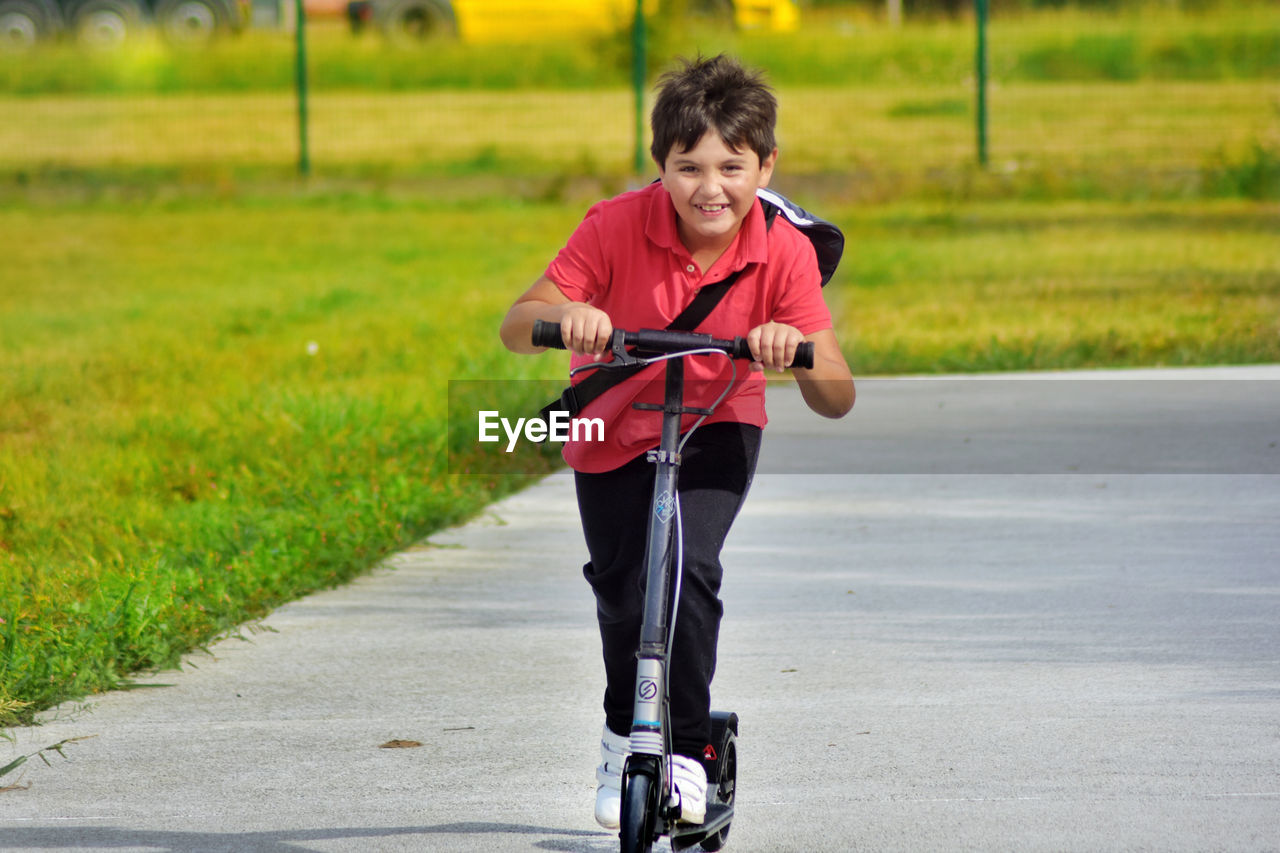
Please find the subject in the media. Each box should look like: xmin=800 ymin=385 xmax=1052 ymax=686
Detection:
xmin=658 ymin=131 xmax=777 ymax=260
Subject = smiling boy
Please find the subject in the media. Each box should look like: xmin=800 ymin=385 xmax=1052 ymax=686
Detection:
xmin=500 ymin=54 xmax=854 ymax=828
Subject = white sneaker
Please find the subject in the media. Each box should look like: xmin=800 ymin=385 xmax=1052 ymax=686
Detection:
xmin=594 ymin=726 xmax=630 ymax=829
xmin=669 ymin=754 xmax=707 ymax=824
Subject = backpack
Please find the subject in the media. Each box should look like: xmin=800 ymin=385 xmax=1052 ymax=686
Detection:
xmin=755 ymin=187 xmax=844 ymax=288
xmin=538 ymin=188 xmax=844 ymax=423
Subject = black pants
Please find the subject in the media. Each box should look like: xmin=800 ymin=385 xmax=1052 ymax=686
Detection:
xmin=574 ymin=422 xmax=761 ymax=760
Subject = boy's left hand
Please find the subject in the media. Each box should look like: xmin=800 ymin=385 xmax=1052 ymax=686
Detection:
xmin=746 ymin=322 xmax=806 ymax=373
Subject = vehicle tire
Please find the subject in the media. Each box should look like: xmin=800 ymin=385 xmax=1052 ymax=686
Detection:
xmin=374 ymin=0 xmax=454 ymax=44
xmin=619 ymin=767 xmax=659 ymax=853
xmin=155 ymin=0 xmax=229 ymax=45
xmin=699 ymin=726 xmax=737 ymax=851
xmin=0 ymin=0 xmax=60 ymax=47
xmin=71 ymin=0 xmax=142 ymax=47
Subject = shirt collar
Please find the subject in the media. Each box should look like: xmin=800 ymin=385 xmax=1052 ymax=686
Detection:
xmin=645 ymin=182 xmax=770 ymax=274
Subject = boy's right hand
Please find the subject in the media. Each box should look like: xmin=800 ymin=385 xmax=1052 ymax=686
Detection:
xmin=498 ymin=275 xmax=612 ymax=357
xmin=557 ymin=303 xmax=613 ymax=359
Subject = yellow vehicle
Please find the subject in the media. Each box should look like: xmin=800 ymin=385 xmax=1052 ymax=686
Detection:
xmin=725 ymin=0 xmax=798 ymax=32
xmin=351 ymin=0 xmax=799 ymax=44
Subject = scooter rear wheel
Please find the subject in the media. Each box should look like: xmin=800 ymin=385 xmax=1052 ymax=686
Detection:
xmin=620 ymin=766 xmax=659 ymax=853
xmin=700 ymin=722 xmax=738 ymax=851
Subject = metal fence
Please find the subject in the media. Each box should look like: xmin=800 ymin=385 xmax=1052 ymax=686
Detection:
xmin=3 ymin=1 xmax=1277 ymax=199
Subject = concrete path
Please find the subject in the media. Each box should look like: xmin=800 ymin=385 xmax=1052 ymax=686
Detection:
xmin=4 ymin=369 xmax=1279 ymax=852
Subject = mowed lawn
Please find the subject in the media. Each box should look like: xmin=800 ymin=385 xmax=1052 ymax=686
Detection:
xmin=833 ymin=199 xmax=1280 ymax=373
xmin=1 ymin=194 xmax=577 ymax=722
xmin=3 ymin=81 xmax=1276 ymax=181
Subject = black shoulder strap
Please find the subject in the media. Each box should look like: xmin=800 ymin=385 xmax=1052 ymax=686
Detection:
xmin=667 ymin=264 xmax=748 ymax=332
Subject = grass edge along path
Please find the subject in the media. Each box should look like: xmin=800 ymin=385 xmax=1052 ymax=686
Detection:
xmin=0 ymin=195 xmax=572 ymax=729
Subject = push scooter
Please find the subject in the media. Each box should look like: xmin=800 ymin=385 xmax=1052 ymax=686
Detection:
xmin=532 ymin=320 xmax=814 ymax=853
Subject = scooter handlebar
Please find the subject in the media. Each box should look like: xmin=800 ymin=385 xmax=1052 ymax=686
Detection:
xmin=531 ymin=319 xmax=815 ymax=370
xmin=531 ymin=318 xmax=568 ymax=350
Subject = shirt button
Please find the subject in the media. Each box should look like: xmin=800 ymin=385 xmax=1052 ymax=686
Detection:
xmin=686 ymin=264 xmax=696 ymax=273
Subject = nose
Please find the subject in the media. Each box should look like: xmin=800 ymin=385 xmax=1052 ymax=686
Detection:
xmin=697 ymin=173 xmax=723 ymax=200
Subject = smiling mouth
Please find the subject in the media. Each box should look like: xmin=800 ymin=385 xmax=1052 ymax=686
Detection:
xmin=696 ymin=203 xmax=729 ymax=214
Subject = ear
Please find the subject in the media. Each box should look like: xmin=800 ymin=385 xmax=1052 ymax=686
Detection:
xmin=758 ymin=148 xmax=779 ymax=188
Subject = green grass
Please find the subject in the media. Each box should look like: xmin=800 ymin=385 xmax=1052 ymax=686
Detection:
xmin=2 ymin=4 xmax=1276 ymax=197
xmin=3 ymin=189 xmax=1278 ymax=725
xmin=1 ymin=3 xmax=1276 ymax=96
xmin=3 ymin=80 xmax=1276 ymax=199
xmin=832 ymin=199 xmax=1280 ymax=373
xmin=0 ymin=192 xmax=575 ymax=724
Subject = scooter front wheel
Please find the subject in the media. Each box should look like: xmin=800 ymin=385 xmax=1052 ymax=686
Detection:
xmin=619 ymin=765 xmax=660 ymax=853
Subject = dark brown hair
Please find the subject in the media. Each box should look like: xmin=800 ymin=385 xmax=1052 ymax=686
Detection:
xmin=650 ymin=54 xmax=778 ymax=167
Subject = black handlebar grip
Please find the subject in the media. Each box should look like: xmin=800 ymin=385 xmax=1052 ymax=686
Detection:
xmin=793 ymin=341 xmax=816 ymax=370
xmin=730 ymin=337 xmax=753 ymax=360
xmin=531 ymin=319 xmax=567 ymax=350
xmin=730 ymin=337 xmax=815 ymax=369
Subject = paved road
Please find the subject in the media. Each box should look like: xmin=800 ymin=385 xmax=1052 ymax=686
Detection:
xmin=4 ymin=369 xmax=1279 ymax=852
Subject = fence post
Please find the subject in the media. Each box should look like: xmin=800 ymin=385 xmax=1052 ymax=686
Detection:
xmin=887 ymin=0 xmax=901 ymax=27
xmin=632 ymin=0 xmax=646 ymax=176
xmin=295 ymin=0 xmax=311 ymax=178
xmin=975 ymin=0 xmax=989 ymax=168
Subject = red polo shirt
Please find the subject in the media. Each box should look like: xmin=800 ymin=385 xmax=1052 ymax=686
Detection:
xmin=546 ymin=181 xmax=833 ymax=473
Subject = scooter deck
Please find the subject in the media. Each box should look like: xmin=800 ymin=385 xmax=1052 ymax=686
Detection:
xmin=669 ymin=803 xmax=733 ymax=851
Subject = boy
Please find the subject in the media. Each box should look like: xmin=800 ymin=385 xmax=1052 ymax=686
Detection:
xmin=500 ymin=54 xmax=854 ymax=828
